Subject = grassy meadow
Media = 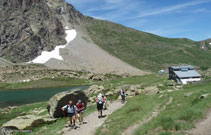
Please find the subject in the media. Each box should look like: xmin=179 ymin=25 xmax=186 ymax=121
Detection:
xmin=86 ymin=19 xmax=211 ymax=72
xmin=95 ymin=80 xmax=211 ymax=135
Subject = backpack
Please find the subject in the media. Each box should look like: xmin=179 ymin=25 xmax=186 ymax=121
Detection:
xmin=122 ymin=89 xmax=125 ymax=94
xmin=121 ymin=89 xmax=125 ymax=95
xmin=97 ymin=96 xmax=104 ymax=104
xmin=64 ymin=105 xmax=75 ymax=114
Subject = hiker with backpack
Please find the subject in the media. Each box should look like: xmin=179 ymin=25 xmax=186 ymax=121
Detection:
xmin=120 ymin=89 xmax=126 ymax=103
xmin=61 ymin=100 xmax=78 ymax=129
xmin=96 ymin=93 xmax=104 ymax=118
xmin=76 ymin=99 xmax=85 ymax=125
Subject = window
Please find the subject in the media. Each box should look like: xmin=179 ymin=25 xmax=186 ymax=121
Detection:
xmin=181 ymin=68 xmax=188 ymax=71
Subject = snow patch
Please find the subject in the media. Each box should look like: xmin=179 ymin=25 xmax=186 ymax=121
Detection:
xmin=209 ymin=42 xmax=211 ymax=45
xmin=29 ymin=27 xmax=77 ymax=64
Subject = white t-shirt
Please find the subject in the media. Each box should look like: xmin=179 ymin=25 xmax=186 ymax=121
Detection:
xmin=63 ymin=105 xmax=78 ymax=113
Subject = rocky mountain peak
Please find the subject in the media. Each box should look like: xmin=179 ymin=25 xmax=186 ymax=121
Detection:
xmin=0 ymin=0 xmax=84 ymax=62
xmin=1 ymin=0 xmax=43 ymax=10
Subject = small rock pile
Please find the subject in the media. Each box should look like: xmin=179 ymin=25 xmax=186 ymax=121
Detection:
xmin=85 ymin=73 xmax=106 ymax=81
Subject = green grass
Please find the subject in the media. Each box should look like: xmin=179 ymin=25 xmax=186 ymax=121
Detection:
xmin=19 ymin=105 xmax=97 ymax=135
xmin=135 ymin=82 xmax=211 ymax=135
xmin=104 ymin=74 xmax=167 ymax=87
xmin=0 ymin=102 xmax=48 ymax=126
xmin=94 ymin=80 xmax=211 ymax=135
xmin=95 ymin=94 xmax=169 ymax=135
xmin=0 ymin=77 xmax=89 ymax=90
xmin=85 ymin=19 xmax=211 ymax=72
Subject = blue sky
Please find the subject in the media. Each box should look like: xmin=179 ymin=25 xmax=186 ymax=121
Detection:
xmin=65 ymin=0 xmax=211 ymax=41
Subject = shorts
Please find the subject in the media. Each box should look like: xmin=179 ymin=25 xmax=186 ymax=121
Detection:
xmin=67 ymin=113 xmax=75 ymax=117
xmin=97 ymin=103 xmax=103 ymax=111
xmin=77 ymin=110 xmax=84 ymax=114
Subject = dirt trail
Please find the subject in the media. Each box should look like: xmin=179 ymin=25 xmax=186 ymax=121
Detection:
xmin=123 ymin=97 xmax=173 ymax=135
xmin=61 ymin=100 xmax=125 ymax=135
xmin=189 ymin=110 xmax=211 ymax=135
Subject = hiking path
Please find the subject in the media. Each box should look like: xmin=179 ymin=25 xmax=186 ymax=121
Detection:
xmin=60 ymin=100 xmax=125 ymax=135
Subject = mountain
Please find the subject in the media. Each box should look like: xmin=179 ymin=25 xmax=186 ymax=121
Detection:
xmin=0 ymin=0 xmax=82 ymax=62
xmin=85 ymin=20 xmax=211 ymax=71
xmin=1 ymin=0 xmax=211 ymax=74
xmin=200 ymin=38 xmax=211 ymax=50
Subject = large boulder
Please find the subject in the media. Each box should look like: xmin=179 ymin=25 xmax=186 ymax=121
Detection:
xmin=47 ymin=90 xmax=89 ymax=118
xmin=1 ymin=114 xmax=56 ymax=135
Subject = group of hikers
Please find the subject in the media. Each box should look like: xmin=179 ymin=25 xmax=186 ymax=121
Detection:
xmin=61 ymin=89 xmax=126 ymax=129
xmin=61 ymin=100 xmax=85 ymax=129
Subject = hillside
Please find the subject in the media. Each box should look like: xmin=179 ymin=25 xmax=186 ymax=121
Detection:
xmin=1 ymin=0 xmax=211 ymax=74
xmin=200 ymin=38 xmax=211 ymax=50
xmin=0 ymin=0 xmax=147 ymax=75
xmin=84 ymin=19 xmax=211 ymax=72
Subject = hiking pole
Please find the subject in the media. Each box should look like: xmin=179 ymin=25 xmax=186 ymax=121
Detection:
xmin=63 ymin=111 xmax=67 ymax=127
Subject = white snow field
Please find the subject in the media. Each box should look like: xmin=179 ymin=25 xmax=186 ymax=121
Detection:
xmin=31 ymin=27 xmax=77 ymax=64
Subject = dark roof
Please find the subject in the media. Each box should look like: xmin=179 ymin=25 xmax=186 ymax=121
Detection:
xmin=171 ymin=65 xmax=195 ymax=70
xmin=174 ymin=70 xmax=201 ymax=78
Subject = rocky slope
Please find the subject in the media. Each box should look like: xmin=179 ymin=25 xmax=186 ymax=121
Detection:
xmin=0 ymin=0 xmax=81 ymax=62
xmin=1 ymin=0 xmax=210 ymax=75
xmin=0 ymin=0 xmax=147 ymax=75
xmin=200 ymin=38 xmax=211 ymax=50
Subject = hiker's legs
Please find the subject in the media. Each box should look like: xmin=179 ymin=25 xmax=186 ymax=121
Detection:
xmin=77 ymin=113 xmax=81 ymax=122
xmin=81 ymin=112 xmax=84 ymax=123
xmin=100 ymin=109 xmax=102 ymax=116
xmin=73 ymin=115 xmax=76 ymax=126
xmin=98 ymin=109 xmax=102 ymax=117
xmin=98 ymin=110 xmax=100 ymax=116
xmin=69 ymin=117 xmax=73 ymax=125
xmin=122 ymin=95 xmax=125 ymax=103
xmin=97 ymin=103 xmax=103 ymax=118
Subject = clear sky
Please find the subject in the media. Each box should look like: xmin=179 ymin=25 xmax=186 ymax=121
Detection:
xmin=65 ymin=0 xmax=211 ymax=41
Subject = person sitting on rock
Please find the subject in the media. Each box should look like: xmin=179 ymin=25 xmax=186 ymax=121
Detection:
xmin=96 ymin=93 xmax=104 ymax=118
xmin=76 ymin=99 xmax=85 ymax=125
xmin=61 ymin=100 xmax=78 ymax=129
